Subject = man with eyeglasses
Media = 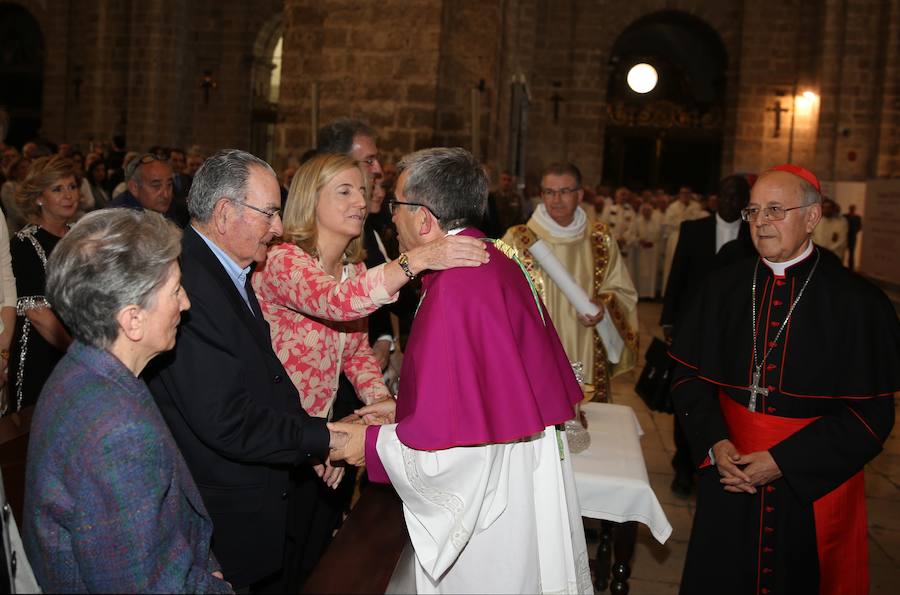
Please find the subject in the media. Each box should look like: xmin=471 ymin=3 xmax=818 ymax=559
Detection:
xmin=502 ymin=162 xmax=638 ymax=402
xmin=107 ymin=153 xmax=188 ymax=226
xmin=669 ymin=164 xmax=899 ymax=594
xmin=329 ymin=147 xmax=591 ymax=594
xmin=145 ymin=150 xmax=347 ymax=591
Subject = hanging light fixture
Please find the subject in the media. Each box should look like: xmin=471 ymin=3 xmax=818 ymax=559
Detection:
xmin=627 ymin=63 xmax=658 ymax=94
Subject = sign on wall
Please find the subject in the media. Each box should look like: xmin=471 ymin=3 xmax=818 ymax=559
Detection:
xmin=859 ymin=179 xmax=900 ymax=286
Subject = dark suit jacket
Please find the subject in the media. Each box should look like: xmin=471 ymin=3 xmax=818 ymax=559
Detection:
xmin=146 ymin=226 xmax=330 ymax=588
xmin=661 ymin=216 xmax=755 ymax=333
xmin=363 ymin=222 xmax=394 ymax=344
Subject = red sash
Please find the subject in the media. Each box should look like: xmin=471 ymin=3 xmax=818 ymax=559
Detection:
xmin=718 ymin=391 xmax=868 ymax=595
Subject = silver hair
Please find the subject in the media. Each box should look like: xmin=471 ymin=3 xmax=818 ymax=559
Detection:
xmin=46 ymin=209 xmax=182 ymax=349
xmin=396 ymin=147 xmax=488 ymax=231
xmin=798 ymin=179 xmax=822 ymax=205
xmin=187 ymin=149 xmax=276 ymax=222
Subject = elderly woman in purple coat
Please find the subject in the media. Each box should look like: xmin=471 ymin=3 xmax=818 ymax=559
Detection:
xmin=21 ymin=209 xmax=231 ymax=593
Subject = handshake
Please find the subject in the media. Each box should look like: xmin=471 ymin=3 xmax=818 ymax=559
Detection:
xmin=327 ymin=398 xmax=396 ymax=467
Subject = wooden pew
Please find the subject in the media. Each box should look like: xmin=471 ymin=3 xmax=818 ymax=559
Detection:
xmin=303 ymin=484 xmax=408 ymax=594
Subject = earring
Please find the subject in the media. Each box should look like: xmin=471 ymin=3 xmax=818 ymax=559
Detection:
xmin=37 ymin=201 xmax=43 ymax=206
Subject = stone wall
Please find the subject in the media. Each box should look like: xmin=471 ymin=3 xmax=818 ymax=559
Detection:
xmin=7 ymin=0 xmax=897 ymax=181
xmin=9 ymin=0 xmax=281 ymax=155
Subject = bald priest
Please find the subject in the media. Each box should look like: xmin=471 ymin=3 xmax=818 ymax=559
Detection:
xmin=669 ymin=164 xmax=900 ymax=595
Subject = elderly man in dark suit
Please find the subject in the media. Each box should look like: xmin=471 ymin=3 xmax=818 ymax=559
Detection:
xmin=24 ymin=209 xmax=231 ymax=593
xmin=661 ymin=174 xmax=756 ymax=497
xmin=145 ymin=150 xmax=343 ymax=591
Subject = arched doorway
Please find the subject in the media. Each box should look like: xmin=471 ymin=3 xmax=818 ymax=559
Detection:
xmin=250 ymin=16 xmax=283 ymax=163
xmin=601 ymin=11 xmax=727 ymax=193
xmin=0 ymin=3 xmax=44 ymax=148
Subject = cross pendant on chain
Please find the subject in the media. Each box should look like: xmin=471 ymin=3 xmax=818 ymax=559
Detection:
xmin=747 ymin=367 xmax=768 ymax=412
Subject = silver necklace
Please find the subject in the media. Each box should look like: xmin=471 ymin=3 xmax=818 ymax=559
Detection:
xmin=747 ymin=249 xmax=820 ymax=412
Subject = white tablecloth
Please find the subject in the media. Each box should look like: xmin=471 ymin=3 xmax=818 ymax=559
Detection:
xmin=571 ymin=402 xmax=673 ymax=544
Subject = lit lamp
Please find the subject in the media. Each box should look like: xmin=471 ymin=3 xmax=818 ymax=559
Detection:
xmin=627 ymin=63 xmax=658 ymax=94
xmin=795 ymin=90 xmax=818 ymax=114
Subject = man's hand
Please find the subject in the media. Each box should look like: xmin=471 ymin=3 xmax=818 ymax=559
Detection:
xmin=329 ymin=426 xmax=349 ymax=450
xmin=355 ymin=398 xmax=396 ymax=425
xmin=313 ymin=457 xmax=346 ymax=489
xmin=327 ymin=422 xmax=367 ymax=466
xmin=734 ymin=450 xmax=782 ymax=487
xmin=577 ymin=301 xmax=605 ymax=327
xmin=712 ymin=439 xmax=755 ymax=494
xmin=336 ymin=413 xmax=364 ymax=425
xmin=372 ymin=340 xmax=392 ymax=371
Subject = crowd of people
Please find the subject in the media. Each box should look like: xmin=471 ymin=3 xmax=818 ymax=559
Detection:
xmin=0 ymin=120 xmax=896 ymax=595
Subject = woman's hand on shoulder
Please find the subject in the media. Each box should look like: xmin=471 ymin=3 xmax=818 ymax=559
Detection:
xmin=408 ymin=235 xmax=489 ymax=273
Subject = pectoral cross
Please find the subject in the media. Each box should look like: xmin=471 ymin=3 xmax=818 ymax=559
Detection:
xmin=766 ymin=100 xmax=789 ymax=138
xmin=747 ymin=366 xmax=768 ymax=412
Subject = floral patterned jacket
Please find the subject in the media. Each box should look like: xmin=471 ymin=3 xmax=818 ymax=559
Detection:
xmin=252 ymin=242 xmax=396 ymax=417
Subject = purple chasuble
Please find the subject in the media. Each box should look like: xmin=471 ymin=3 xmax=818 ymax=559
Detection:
xmin=390 ymin=227 xmax=582 ymax=451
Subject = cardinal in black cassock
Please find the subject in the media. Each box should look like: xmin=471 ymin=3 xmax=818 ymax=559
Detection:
xmin=669 ymin=165 xmax=900 ymax=595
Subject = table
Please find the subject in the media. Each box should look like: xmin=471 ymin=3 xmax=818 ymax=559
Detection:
xmin=571 ymin=402 xmax=672 ymax=593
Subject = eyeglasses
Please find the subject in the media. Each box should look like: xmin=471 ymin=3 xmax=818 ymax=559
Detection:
xmin=229 ymin=198 xmax=281 ymax=220
xmin=387 ymin=199 xmax=441 ymax=220
xmin=126 ymin=153 xmax=168 ymax=180
xmin=740 ymin=204 xmax=809 ymax=222
xmin=541 ymin=187 xmax=580 ymax=199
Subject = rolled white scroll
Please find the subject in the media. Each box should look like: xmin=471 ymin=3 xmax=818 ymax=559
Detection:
xmin=528 ymin=239 xmax=624 ymax=364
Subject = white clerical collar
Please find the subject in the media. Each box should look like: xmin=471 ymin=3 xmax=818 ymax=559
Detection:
xmin=763 ymin=240 xmax=814 ymax=276
xmin=530 ymin=203 xmax=587 ymax=239
xmin=445 ymin=227 xmax=465 ymax=236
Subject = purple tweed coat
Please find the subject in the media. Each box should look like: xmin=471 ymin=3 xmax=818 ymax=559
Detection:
xmin=21 ymin=342 xmax=232 ymax=593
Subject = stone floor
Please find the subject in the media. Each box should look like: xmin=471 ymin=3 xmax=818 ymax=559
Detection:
xmin=588 ymin=300 xmax=900 ymax=594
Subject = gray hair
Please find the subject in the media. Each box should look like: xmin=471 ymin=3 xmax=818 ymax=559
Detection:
xmin=187 ymin=149 xmax=276 ymax=222
xmin=396 ymin=147 xmax=488 ymax=231
xmin=316 ymin=118 xmax=376 ymax=155
xmin=798 ymin=178 xmax=822 ymax=205
xmin=46 ymin=209 xmax=182 ymax=349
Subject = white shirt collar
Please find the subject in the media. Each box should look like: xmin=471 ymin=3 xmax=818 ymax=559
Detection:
xmin=715 ymin=214 xmax=741 ymax=253
xmin=763 ymin=239 xmax=814 ymax=276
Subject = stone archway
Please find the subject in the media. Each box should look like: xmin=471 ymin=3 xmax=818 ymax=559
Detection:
xmin=250 ymin=14 xmax=284 ymax=163
xmin=0 ymin=2 xmax=44 ymax=148
xmin=601 ymin=10 xmax=727 ymax=193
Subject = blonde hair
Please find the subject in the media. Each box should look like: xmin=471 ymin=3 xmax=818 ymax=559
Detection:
xmin=282 ymin=153 xmax=369 ymax=264
xmin=15 ymin=155 xmax=78 ymax=221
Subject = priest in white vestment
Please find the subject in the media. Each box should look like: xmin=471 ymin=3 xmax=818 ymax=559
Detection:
xmin=329 ymin=148 xmax=592 ymax=595
xmin=502 ymin=163 xmax=638 ymax=403
xmin=634 ymin=203 xmax=662 ymax=298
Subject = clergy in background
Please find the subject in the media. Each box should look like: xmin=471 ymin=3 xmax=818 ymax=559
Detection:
xmin=634 ymin=202 xmax=662 ymax=298
xmin=329 ymin=148 xmax=592 ymax=594
xmin=670 ymin=164 xmax=899 ymax=595
xmin=503 ymin=163 xmax=638 ymax=401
